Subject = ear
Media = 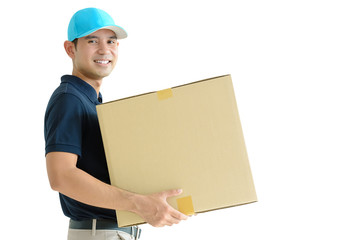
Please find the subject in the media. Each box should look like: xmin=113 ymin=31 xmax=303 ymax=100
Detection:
xmin=64 ymin=41 xmax=76 ymax=59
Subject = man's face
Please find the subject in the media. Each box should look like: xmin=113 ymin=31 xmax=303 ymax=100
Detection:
xmin=72 ymin=29 xmax=119 ymax=81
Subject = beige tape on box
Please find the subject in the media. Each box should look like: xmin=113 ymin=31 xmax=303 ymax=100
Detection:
xmin=157 ymin=88 xmax=173 ymax=100
xmin=176 ymin=196 xmax=195 ymax=216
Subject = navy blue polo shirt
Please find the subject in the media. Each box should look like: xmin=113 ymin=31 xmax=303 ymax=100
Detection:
xmin=44 ymin=75 xmax=116 ymax=221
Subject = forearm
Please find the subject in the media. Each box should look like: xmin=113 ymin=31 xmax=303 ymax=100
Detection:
xmin=51 ymin=167 xmax=188 ymax=226
xmin=46 ymin=151 xmax=139 ymax=212
xmin=53 ymin=166 xmax=138 ymax=211
xmin=46 ymin=151 xmax=187 ymax=226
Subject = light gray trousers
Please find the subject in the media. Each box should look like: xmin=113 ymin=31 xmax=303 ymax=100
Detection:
xmin=68 ymin=228 xmax=134 ymax=240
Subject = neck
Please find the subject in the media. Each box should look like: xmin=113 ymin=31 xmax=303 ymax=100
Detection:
xmin=72 ymin=71 xmax=102 ymax=96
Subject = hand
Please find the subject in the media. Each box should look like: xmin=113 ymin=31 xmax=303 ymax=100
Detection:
xmin=132 ymin=189 xmax=188 ymax=227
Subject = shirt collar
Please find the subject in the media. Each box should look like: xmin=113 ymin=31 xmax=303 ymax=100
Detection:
xmin=61 ymin=75 xmax=102 ymax=104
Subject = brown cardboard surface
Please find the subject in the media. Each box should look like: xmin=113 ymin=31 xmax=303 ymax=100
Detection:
xmin=97 ymin=75 xmax=257 ymax=227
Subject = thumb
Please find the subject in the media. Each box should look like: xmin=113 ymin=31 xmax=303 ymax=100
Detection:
xmin=163 ymin=189 xmax=183 ymax=198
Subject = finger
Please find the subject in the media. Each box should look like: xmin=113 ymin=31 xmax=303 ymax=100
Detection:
xmin=170 ymin=207 xmax=189 ymax=220
xmin=163 ymin=189 xmax=183 ymax=198
xmin=165 ymin=214 xmax=181 ymax=226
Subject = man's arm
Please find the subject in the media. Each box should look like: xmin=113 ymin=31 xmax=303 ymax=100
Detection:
xmin=46 ymin=151 xmax=188 ymax=227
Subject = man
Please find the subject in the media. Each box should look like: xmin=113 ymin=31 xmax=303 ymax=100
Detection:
xmin=44 ymin=8 xmax=187 ymax=240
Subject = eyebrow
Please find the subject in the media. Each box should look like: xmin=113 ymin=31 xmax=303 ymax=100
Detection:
xmin=84 ymin=35 xmax=117 ymax=40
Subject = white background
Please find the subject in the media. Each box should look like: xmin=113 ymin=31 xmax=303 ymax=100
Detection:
xmin=1 ymin=0 xmax=359 ymax=239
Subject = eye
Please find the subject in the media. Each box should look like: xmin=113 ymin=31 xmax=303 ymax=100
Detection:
xmin=88 ymin=40 xmax=97 ymax=44
xmin=108 ymin=40 xmax=116 ymax=44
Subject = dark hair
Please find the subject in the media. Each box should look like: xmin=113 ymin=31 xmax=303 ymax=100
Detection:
xmin=72 ymin=38 xmax=78 ymax=49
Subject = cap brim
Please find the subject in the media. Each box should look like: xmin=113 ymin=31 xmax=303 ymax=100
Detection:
xmin=100 ymin=25 xmax=127 ymax=39
xmin=72 ymin=25 xmax=127 ymax=41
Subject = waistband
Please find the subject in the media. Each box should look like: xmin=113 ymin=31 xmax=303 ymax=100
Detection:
xmin=69 ymin=219 xmax=141 ymax=239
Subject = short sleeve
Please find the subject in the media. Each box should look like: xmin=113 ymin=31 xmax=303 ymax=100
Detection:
xmin=44 ymin=93 xmax=84 ymax=156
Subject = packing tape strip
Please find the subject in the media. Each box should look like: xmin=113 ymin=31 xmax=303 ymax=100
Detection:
xmin=176 ymin=196 xmax=195 ymax=216
xmin=157 ymin=88 xmax=173 ymax=100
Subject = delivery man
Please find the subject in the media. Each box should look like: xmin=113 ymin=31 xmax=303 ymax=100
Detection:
xmin=44 ymin=7 xmax=187 ymax=240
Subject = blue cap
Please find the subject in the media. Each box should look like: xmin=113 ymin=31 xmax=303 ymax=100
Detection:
xmin=67 ymin=8 xmax=127 ymax=41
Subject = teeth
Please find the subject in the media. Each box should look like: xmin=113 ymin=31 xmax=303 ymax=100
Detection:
xmin=95 ymin=60 xmax=110 ymax=64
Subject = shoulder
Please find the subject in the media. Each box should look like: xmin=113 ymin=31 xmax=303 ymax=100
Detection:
xmin=47 ymin=92 xmax=84 ymax=113
xmin=50 ymin=81 xmax=83 ymax=102
xmin=46 ymin=83 xmax=86 ymax=113
xmin=44 ymin=92 xmax=87 ymax=130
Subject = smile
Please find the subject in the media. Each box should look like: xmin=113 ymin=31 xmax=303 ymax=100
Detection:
xmin=94 ymin=60 xmax=111 ymax=65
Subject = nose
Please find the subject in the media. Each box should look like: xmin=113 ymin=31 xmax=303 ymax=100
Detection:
xmin=97 ymin=41 xmax=111 ymax=55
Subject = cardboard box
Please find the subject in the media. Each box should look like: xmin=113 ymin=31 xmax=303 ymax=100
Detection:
xmin=97 ymin=75 xmax=257 ymax=227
